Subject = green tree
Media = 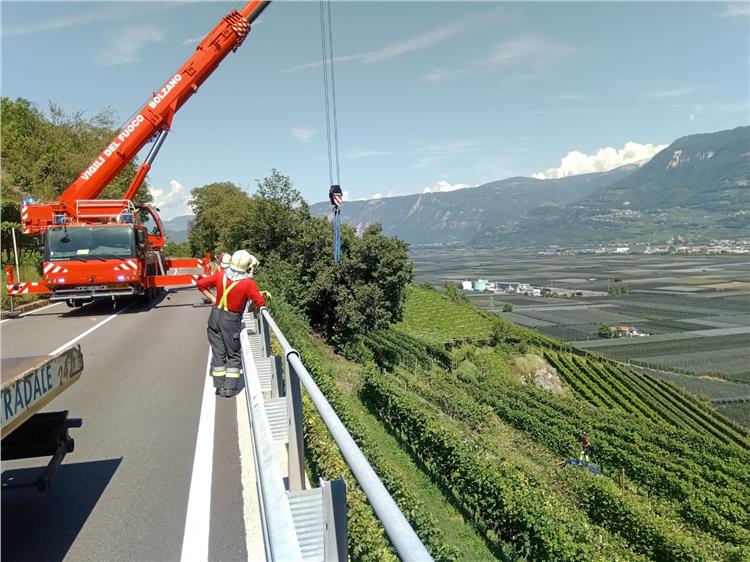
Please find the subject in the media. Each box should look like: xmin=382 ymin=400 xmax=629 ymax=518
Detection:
xmin=189 ymin=170 xmax=413 ymax=346
xmin=442 ymin=281 xmax=469 ymax=304
xmin=164 ymin=240 xmax=192 ymax=257
xmin=187 ymin=181 xmax=252 ymax=256
xmin=245 ymin=169 xmax=310 ymax=258
xmin=597 ymin=324 xmax=613 ymax=338
xmin=1 ymin=97 xmax=151 ymax=203
xmin=502 ymin=303 xmax=513 ymax=313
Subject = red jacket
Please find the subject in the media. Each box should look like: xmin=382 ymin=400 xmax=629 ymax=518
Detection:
xmin=197 ymin=270 xmax=266 ymax=313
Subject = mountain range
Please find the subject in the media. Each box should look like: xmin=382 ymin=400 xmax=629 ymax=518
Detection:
xmin=162 ymin=214 xmax=192 ymax=243
xmin=310 ymin=126 xmax=750 ymax=248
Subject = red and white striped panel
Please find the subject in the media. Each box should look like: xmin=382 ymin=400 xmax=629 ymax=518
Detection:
xmin=7 ymin=282 xmax=40 ymax=295
xmin=332 ymin=194 xmax=342 ymax=206
xmin=191 ymin=274 xmax=201 ymax=285
xmin=44 ymin=263 xmax=68 ymax=274
xmin=114 ymin=259 xmax=139 ymax=271
xmin=20 ymin=204 xmax=29 ymax=234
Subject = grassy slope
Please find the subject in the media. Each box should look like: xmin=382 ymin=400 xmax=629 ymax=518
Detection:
xmin=271 ymin=302 xmax=503 ymax=561
xmin=280 ymin=286 xmax=749 ymax=560
xmin=313 ymin=342 xmax=502 ymax=561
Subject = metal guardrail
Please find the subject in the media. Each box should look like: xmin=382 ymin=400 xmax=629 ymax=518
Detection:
xmin=239 ymin=327 xmax=303 ymax=561
xmin=256 ymin=307 xmax=433 ymax=562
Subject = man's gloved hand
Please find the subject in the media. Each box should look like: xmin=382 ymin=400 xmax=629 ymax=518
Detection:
xmin=260 ymin=290 xmax=272 ymax=301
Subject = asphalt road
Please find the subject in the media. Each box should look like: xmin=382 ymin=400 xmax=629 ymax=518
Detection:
xmin=1 ymin=287 xmax=254 ymax=562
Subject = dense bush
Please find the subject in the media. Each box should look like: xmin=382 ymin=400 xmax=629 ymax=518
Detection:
xmin=188 ymin=172 xmax=412 ymax=345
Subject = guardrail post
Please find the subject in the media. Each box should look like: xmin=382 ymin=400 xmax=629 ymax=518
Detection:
xmin=322 ymin=477 xmax=348 ymax=562
xmin=286 ymin=353 xmax=306 ymax=492
xmin=261 ymin=311 xmax=272 ymax=357
xmin=271 ymin=355 xmax=283 ymax=399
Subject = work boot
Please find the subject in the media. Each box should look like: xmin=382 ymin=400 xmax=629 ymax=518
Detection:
xmin=211 ymin=368 xmax=227 ymax=395
xmin=221 ymin=368 xmax=242 ymax=397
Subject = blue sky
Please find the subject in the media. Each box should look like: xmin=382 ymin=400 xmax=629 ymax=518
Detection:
xmin=2 ymin=1 xmax=748 ymax=218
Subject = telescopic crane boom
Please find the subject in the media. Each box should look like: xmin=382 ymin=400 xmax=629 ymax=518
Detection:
xmin=8 ymin=1 xmax=270 ymax=305
xmin=21 ymin=0 xmax=270 ymax=233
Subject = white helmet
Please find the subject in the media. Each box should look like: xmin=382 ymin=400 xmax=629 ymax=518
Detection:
xmin=219 ymin=252 xmax=231 ymax=269
xmin=229 ymin=250 xmax=259 ymax=273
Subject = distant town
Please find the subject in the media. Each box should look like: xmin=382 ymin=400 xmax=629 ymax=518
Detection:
xmin=537 ymin=241 xmax=750 ymax=256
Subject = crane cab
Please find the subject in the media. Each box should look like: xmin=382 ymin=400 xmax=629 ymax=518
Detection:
xmin=40 ymin=201 xmax=166 ymax=306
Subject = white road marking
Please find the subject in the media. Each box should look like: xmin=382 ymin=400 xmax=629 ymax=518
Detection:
xmin=180 ymin=351 xmax=216 ymax=562
xmin=0 ymin=302 xmax=61 ymax=325
xmin=47 ymin=304 xmax=132 ymax=356
xmin=236 ymin=388 xmax=265 ymax=562
xmin=20 ymin=302 xmax=62 ymax=317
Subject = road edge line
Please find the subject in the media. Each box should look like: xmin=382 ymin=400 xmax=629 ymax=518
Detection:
xmin=180 ymin=351 xmax=216 ymax=562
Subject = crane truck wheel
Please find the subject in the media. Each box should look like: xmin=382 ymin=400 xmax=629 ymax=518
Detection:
xmin=66 ymin=299 xmax=84 ymax=309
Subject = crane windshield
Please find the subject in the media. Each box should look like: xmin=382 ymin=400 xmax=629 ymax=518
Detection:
xmin=46 ymin=226 xmax=135 ymax=261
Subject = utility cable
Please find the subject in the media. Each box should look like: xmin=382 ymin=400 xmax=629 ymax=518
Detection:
xmin=326 ymin=0 xmax=341 ymax=185
xmin=319 ymin=0 xmax=334 ymax=186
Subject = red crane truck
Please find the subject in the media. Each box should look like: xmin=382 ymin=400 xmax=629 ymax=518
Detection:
xmin=6 ymin=0 xmax=271 ymax=307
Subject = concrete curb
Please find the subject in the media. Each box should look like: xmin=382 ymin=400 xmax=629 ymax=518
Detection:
xmin=1 ymin=298 xmax=51 ymax=319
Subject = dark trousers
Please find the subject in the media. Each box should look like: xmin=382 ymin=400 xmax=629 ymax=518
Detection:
xmin=207 ymin=307 xmax=243 ymax=370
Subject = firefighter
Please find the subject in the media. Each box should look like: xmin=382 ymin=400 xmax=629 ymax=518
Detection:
xmin=197 ymin=250 xmax=265 ymax=397
xmin=219 ymin=252 xmax=231 ymax=270
xmin=580 ymin=431 xmax=591 ymax=463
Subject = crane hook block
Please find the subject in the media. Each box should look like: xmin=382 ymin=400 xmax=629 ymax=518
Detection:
xmin=329 ymin=185 xmax=343 ymax=207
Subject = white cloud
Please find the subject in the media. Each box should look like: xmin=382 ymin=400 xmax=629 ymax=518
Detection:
xmin=422 ymin=180 xmax=472 ymax=194
xmin=410 ymin=140 xmax=479 ymax=168
xmin=183 ymin=35 xmax=203 ymax=45
xmin=718 ymin=3 xmax=750 ymax=17
xmin=282 ymin=19 xmax=469 ymax=73
xmin=425 ymin=37 xmax=574 ymax=83
xmin=346 ymin=147 xmax=390 ymax=159
xmin=151 ymin=180 xmax=189 ymax=220
xmin=370 ymin=190 xmax=402 ymax=200
xmin=2 ymin=3 xmax=174 ymax=38
xmin=94 ymin=26 xmax=164 ymax=66
xmin=414 ymin=156 xmax=440 ymax=169
xmin=531 ymin=141 xmax=668 ymax=179
xmin=423 ymin=140 xmax=478 ymax=155
xmin=477 ymin=38 xmax=571 ymax=68
xmin=647 ymin=87 xmax=698 ymax=99
xmin=290 ymin=127 xmax=315 ymax=143
xmin=423 ymin=68 xmax=457 ymax=83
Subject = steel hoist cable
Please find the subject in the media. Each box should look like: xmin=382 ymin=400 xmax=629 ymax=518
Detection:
xmin=320 ymin=0 xmax=343 ymax=263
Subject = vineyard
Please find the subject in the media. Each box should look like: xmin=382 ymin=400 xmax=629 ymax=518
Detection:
xmin=369 ymin=287 xmax=749 ymax=560
xmin=279 ymin=285 xmax=750 ymax=561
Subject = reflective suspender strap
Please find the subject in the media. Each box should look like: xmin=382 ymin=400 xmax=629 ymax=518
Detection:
xmin=217 ymin=275 xmax=240 ymax=311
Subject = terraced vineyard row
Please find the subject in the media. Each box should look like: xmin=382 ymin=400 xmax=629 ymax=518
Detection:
xmin=385 ymin=364 xmax=743 ymax=561
xmin=359 ymin=328 xmax=452 ymax=370
xmin=362 ymin=372 xmax=641 ymax=561
xmin=461 ymin=375 xmax=750 ymax=545
xmin=545 ymin=351 xmax=750 ymax=448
